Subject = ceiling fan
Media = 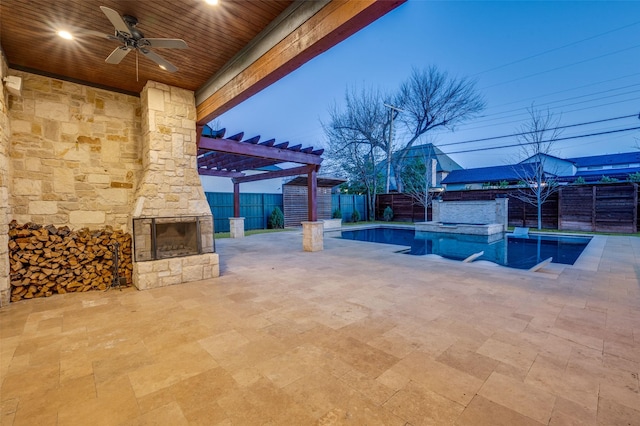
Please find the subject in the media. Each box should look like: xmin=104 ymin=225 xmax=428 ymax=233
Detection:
xmin=86 ymin=6 xmax=188 ymax=73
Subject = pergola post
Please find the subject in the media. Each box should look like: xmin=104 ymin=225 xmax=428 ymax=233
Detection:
xmin=302 ymin=165 xmax=323 ymax=252
xmin=308 ymin=165 xmax=318 ymax=222
xmin=230 ymin=182 xmax=244 ymax=238
xmin=233 ymin=182 xmax=240 ymax=217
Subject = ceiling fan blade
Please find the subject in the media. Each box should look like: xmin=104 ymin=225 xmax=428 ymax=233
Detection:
xmin=105 ymin=47 xmax=131 ymax=64
xmin=140 ymin=38 xmax=188 ymax=49
xmin=79 ymin=28 xmax=118 ymax=40
xmin=100 ymin=6 xmax=131 ymax=36
xmin=141 ymin=49 xmax=178 ymax=72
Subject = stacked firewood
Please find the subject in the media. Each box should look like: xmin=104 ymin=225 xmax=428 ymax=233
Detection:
xmin=8 ymin=221 xmax=133 ymax=302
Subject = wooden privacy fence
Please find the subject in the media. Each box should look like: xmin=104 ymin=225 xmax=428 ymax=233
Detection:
xmin=376 ymin=182 xmax=638 ymax=233
xmin=558 ymin=183 xmax=638 ymax=232
xmin=376 ymin=193 xmax=429 ymax=222
xmin=283 ymin=186 xmax=332 ymax=227
xmin=205 ymin=192 xmax=283 ymax=233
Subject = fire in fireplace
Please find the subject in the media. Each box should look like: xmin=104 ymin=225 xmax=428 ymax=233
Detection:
xmin=133 ymin=216 xmax=214 ymax=262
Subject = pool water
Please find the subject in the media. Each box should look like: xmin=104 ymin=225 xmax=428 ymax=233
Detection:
xmin=337 ymin=227 xmax=592 ymax=270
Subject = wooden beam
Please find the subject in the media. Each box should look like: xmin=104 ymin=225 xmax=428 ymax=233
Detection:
xmin=216 ymin=158 xmax=280 ymax=172
xmin=233 ymin=165 xmax=313 ymax=184
xmin=196 ymin=0 xmax=406 ymax=124
xmin=196 ymin=125 xmax=204 ymax=148
xmin=199 ymin=136 xmax=323 ymax=165
xmin=197 ymin=168 xmax=245 ymax=178
xmin=199 ymin=153 xmax=245 ymax=169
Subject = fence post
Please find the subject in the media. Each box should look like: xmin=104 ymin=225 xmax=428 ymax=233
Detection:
xmin=592 ymin=186 xmax=596 ymax=231
xmin=634 ymin=183 xmax=639 ymax=233
xmin=558 ymin=187 xmax=563 ymax=230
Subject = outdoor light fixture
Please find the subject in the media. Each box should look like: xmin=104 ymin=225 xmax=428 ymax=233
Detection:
xmin=57 ymin=30 xmax=73 ymax=40
xmin=3 ymin=76 xmax=23 ymax=97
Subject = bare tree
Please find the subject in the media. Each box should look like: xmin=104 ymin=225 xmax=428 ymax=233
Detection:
xmin=393 ymin=66 xmax=485 ymax=191
xmin=512 ymin=107 xmax=563 ymax=230
xmin=400 ymin=144 xmax=442 ymax=221
xmin=323 ymin=86 xmax=389 ymax=219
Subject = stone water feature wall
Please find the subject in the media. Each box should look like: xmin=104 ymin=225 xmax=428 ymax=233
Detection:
xmin=432 ymin=199 xmax=509 ymax=230
xmin=0 ymin=53 xmax=12 ymax=305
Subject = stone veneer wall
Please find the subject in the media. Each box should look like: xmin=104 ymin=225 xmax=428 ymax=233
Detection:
xmin=432 ymin=199 xmax=509 ymax=231
xmin=132 ymin=81 xmax=218 ymax=290
xmin=7 ymin=71 xmax=142 ymax=229
xmin=133 ymin=81 xmax=211 ymax=217
xmin=0 ymin=53 xmax=11 ymax=305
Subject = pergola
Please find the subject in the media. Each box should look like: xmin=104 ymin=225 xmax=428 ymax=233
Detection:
xmin=197 ymin=127 xmax=324 ymax=222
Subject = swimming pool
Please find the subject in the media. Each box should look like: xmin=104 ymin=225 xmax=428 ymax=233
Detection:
xmin=336 ymin=227 xmax=592 ymax=270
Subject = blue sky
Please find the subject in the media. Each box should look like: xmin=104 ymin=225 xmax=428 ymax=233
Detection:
xmin=215 ymin=1 xmax=640 ymax=168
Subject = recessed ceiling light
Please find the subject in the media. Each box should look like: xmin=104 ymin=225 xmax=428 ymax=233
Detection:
xmin=159 ymin=65 xmax=167 ymax=70
xmin=205 ymin=0 xmax=219 ymax=5
xmin=57 ymin=30 xmax=73 ymax=40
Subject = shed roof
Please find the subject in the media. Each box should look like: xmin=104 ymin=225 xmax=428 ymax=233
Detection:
xmin=284 ymin=176 xmax=346 ymax=187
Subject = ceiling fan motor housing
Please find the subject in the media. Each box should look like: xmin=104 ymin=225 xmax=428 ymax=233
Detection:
xmin=122 ymin=15 xmax=144 ymax=40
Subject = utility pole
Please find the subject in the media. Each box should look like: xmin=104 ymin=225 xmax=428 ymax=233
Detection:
xmin=383 ymin=103 xmax=403 ymax=193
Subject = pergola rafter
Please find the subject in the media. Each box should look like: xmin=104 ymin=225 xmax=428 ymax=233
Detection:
xmin=197 ymin=127 xmax=324 ymax=221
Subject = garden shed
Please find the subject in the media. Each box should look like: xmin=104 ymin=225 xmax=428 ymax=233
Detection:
xmin=283 ymin=177 xmax=345 ymax=227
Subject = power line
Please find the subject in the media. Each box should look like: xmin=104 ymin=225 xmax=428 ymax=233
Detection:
xmin=476 ymin=73 xmax=640 ymax=114
xmin=480 ymin=44 xmax=640 ymax=90
xmin=417 ymin=84 xmax=640 ymax=140
xmin=423 ymin=95 xmax=640 ymax=135
xmin=472 ymin=20 xmax=640 ymax=77
xmin=469 ymin=83 xmax=640 ymax=123
xmin=435 ymin=114 xmax=638 ymax=148
xmin=442 ymin=126 xmax=640 ymax=155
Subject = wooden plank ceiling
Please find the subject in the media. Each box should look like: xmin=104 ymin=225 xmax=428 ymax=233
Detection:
xmin=0 ymin=0 xmax=292 ymax=95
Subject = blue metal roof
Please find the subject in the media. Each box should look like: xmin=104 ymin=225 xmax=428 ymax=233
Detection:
xmin=574 ymin=166 xmax=640 ymax=178
xmin=567 ymin=152 xmax=640 ymax=167
xmin=442 ymin=163 xmax=538 ymax=184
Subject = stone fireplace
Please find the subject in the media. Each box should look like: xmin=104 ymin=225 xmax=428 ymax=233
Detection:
xmin=131 ymin=81 xmax=219 ymax=290
xmin=0 ymin=68 xmax=220 ymax=303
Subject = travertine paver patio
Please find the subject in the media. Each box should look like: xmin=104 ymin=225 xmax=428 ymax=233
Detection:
xmin=1 ymin=230 xmax=639 ymax=425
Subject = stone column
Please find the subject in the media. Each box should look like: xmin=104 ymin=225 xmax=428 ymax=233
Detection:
xmin=431 ymin=199 xmax=442 ymax=223
xmin=0 ymin=55 xmax=12 ymax=305
xmin=229 ymin=217 xmax=245 ymax=238
xmin=302 ymin=221 xmax=323 ymax=252
xmin=496 ymin=197 xmax=509 ymax=231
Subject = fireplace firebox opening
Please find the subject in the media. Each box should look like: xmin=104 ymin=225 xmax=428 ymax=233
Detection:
xmin=133 ymin=216 xmax=214 ymax=262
